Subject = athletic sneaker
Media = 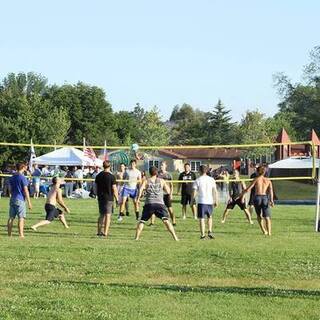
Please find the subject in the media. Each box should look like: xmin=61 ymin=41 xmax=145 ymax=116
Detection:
xmin=200 ymin=235 xmax=206 ymax=240
xmin=117 ymin=216 xmax=123 ymax=222
xmin=126 ymin=212 xmax=130 ymax=216
xmin=97 ymin=232 xmax=107 ymax=237
xmin=208 ymin=232 xmax=215 ymax=239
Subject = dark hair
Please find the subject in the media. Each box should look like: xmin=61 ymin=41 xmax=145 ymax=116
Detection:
xmin=257 ymin=166 xmax=266 ymax=176
xmin=149 ymin=166 xmax=158 ymax=176
xmin=199 ymin=165 xmax=208 ymax=174
xmin=52 ymin=177 xmax=58 ymax=184
xmin=130 ymin=159 xmax=137 ymax=165
xmin=120 ymin=163 xmax=126 ymax=166
xmin=16 ymin=163 xmax=26 ymax=171
xmin=184 ymin=163 xmax=190 ymax=167
xmin=103 ymin=161 xmax=111 ymax=169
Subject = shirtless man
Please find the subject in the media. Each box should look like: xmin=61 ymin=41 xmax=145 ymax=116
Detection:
xmin=237 ymin=166 xmax=274 ymax=236
xmin=31 ymin=177 xmax=70 ymax=231
xmin=116 ymin=163 xmax=129 ymax=217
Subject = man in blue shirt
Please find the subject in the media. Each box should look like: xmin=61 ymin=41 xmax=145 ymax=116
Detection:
xmin=8 ymin=163 xmax=32 ymax=238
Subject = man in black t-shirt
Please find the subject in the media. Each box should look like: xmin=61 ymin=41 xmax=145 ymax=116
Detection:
xmin=177 ymin=163 xmax=197 ymax=219
xmin=95 ymin=161 xmax=119 ymax=237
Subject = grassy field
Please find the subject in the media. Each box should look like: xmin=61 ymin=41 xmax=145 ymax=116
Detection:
xmin=0 ymin=197 xmax=320 ymax=320
xmin=273 ymin=180 xmax=317 ymax=200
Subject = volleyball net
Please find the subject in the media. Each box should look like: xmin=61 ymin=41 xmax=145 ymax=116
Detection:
xmin=0 ymin=140 xmax=319 ymax=230
xmin=0 ymin=140 xmax=318 ymax=182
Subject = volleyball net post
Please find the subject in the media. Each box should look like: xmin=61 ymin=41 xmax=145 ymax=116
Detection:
xmin=312 ymin=142 xmax=320 ymax=232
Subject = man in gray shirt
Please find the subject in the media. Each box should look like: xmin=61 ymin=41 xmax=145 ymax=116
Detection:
xmin=135 ymin=166 xmax=178 ymax=241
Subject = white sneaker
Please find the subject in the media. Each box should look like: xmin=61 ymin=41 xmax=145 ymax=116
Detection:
xmin=117 ymin=216 xmax=123 ymax=222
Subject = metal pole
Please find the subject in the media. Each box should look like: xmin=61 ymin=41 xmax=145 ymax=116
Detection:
xmin=315 ymin=178 xmax=320 ymax=232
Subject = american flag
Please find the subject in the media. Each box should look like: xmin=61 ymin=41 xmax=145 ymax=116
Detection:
xmin=103 ymin=140 xmax=109 ymax=160
xmin=84 ymin=147 xmax=97 ymax=160
xmin=29 ymin=139 xmax=36 ymax=172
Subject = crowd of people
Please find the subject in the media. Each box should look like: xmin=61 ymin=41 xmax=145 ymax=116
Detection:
xmin=0 ymin=164 xmax=101 ymax=199
xmin=3 ymin=160 xmax=274 ymax=240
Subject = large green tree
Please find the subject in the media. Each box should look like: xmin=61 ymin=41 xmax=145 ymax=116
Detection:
xmin=273 ymin=46 xmax=320 ymax=140
xmin=169 ymin=103 xmax=207 ymax=145
xmin=46 ymin=83 xmax=118 ymax=146
xmin=0 ymin=72 xmax=70 ymax=164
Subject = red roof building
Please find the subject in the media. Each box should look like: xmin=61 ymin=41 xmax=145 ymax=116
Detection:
xmin=275 ymin=128 xmax=320 ymax=160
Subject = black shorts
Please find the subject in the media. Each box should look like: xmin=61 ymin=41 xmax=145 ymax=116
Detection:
xmin=254 ymin=195 xmax=271 ymax=218
xmin=181 ymin=194 xmax=195 ymax=206
xmin=45 ymin=204 xmax=63 ymax=222
xmin=227 ymin=198 xmax=247 ymax=210
xmin=163 ymin=194 xmax=172 ymax=208
xmin=140 ymin=204 xmax=169 ymax=223
xmin=98 ymin=199 xmax=113 ymax=215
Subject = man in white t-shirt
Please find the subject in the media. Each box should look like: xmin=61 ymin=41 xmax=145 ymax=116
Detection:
xmin=192 ymin=165 xmax=218 ymax=239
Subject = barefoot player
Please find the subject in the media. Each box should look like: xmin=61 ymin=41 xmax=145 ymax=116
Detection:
xmin=31 ymin=177 xmax=70 ymax=231
xmin=150 ymin=161 xmax=176 ymax=226
xmin=221 ymin=170 xmax=253 ymax=224
xmin=116 ymin=163 xmax=129 ymax=217
xmin=118 ymin=159 xmax=141 ymax=221
xmin=135 ymin=166 xmax=178 ymax=241
xmin=238 ymin=166 xmax=274 ymax=236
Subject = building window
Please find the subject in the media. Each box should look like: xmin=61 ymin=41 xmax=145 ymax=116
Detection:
xmin=149 ymin=160 xmax=160 ymax=169
xmin=190 ymin=161 xmax=201 ymax=172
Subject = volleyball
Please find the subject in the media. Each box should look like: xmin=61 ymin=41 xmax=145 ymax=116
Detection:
xmin=131 ymin=143 xmax=139 ymax=152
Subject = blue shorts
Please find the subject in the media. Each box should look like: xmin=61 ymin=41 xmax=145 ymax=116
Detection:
xmin=9 ymin=199 xmax=27 ymax=219
xmin=254 ymin=195 xmax=271 ymax=218
xmin=121 ymin=186 xmax=138 ymax=199
xmin=197 ymin=204 xmax=213 ymax=219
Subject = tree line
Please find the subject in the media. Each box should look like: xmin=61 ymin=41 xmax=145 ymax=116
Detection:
xmin=0 ymin=46 xmax=319 ymax=165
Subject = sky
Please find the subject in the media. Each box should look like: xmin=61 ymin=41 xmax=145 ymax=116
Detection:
xmin=1 ymin=0 xmax=319 ymax=121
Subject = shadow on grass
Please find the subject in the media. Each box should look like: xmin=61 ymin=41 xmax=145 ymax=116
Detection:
xmin=48 ymin=280 xmax=320 ymax=298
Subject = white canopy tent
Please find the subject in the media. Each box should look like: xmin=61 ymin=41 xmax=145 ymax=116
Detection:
xmin=33 ymin=147 xmax=102 ymax=167
xmin=269 ymin=156 xmax=320 ymax=232
xmin=269 ymin=156 xmax=320 ymax=169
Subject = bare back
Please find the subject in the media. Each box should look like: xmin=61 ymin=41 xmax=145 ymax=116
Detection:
xmin=46 ymin=186 xmax=59 ymax=206
xmin=254 ymin=176 xmax=272 ymax=195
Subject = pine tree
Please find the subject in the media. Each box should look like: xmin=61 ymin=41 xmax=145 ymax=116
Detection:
xmin=206 ymin=100 xmax=235 ymax=144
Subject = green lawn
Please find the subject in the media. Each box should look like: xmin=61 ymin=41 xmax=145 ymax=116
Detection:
xmin=273 ymin=180 xmax=317 ymax=200
xmin=0 ymin=197 xmax=319 ymax=320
